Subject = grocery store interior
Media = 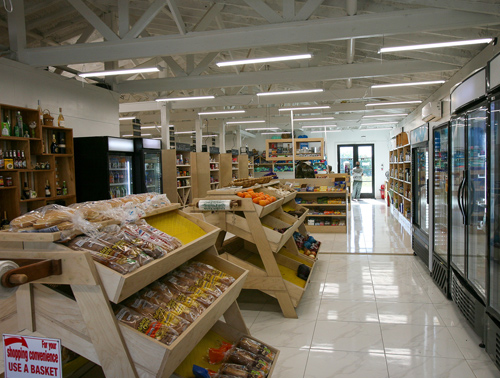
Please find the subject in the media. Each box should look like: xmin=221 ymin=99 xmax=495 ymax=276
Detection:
xmin=1 ymin=1 xmax=500 ymax=377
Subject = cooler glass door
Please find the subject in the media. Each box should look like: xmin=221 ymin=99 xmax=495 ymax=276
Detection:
xmin=467 ymin=106 xmax=488 ymax=297
xmin=109 ymin=154 xmax=133 ymax=198
xmin=490 ymin=98 xmax=500 ymax=314
xmin=414 ymin=146 xmax=429 ymax=235
xmin=451 ymin=116 xmax=466 ymax=275
xmin=144 ymin=151 xmax=162 ymax=193
xmin=433 ymin=126 xmax=449 ymax=263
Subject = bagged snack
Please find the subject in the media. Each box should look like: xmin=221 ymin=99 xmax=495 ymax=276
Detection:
xmin=218 ymin=364 xmax=265 ymax=378
xmin=191 ymin=262 xmax=236 ymax=286
xmin=118 ymin=225 xmax=167 ymax=259
xmin=175 ymin=293 xmax=207 ymax=313
xmin=195 ymin=279 xmax=227 ymax=295
xmin=226 ymin=348 xmax=271 ymax=374
xmin=209 ymin=342 xmax=234 ymax=364
xmin=139 ymin=283 xmax=175 ymax=306
xmin=114 ymin=306 xmax=178 ymax=345
xmin=164 ymin=299 xmax=200 ymax=323
xmin=87 ymin=250 xmax=140 ymax=274
xmin=126 ymin=220 xmax=182 ymax=252
xmin=186 ymin=286 xmax=217 ymax=307
xmin=238 ymin=337 xmax=275 ymax=362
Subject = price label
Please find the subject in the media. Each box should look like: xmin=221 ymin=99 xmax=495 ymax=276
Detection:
xmin=3 ymin=334 xmax=62 ymax=377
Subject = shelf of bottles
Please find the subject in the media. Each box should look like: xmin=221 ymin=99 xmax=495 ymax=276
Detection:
xmin=248 ymin=155 xmax=254 ymax=178
xmin=209 ymin=153 xmax=220 ymax=189
xmin=109 ymin=156 xmax=133 ymax=199
xmin=0 ymin=102 xmax=76 ymax=222
xmin=388 ymin=132 xmax=412 ymax=222
xmin=232 ymin=155 xmax=239 ymax=180
xmin=176 ymin=151 xmax=192 ymax=206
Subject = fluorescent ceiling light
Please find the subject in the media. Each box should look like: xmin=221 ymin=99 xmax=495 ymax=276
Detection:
xmin=361 ymin=127 xmax=393 ymax=130
xmin=301 ymin=125 xmax=337 ymax=128
xmin=119 ymin=117 xmax=136 ymax=121
xmin=122 ymin=134 xmax=133 ymax=137
xmin=175 ymin=131 xmax=196 ymax=134
xmin=226 ymin=120 xmax=265 ymax=124
xmin=262 ymin=132 xmax=286 ymax=135
xmin=311 ymin=130 xmax=341 ymax=133
xmin=362 ymin=113 xmax=408 ymax=118
xmin=366 ymin=101 xmax=422 ymax=107
xmin=257 ymin=89 xmax=323 ymax=97
xmin=203 ymin=134 xmax=218 ymax=137
xmin=379 ymin=38 xmax=492 ymax=53
xmin=371 ymin=80 xmax=445 ymax=89
xmin=216 ymin=53 xmax=312 ymax=67
xmin=361 ymin=122 xmax=399 ymax=126
xmin=153 ymin=137 xmax=161 ymax=140
xmin=156 ymin=95 xmax=215 ymax=102
xmin=279 ymin=106 xmax=330 ymax=112
xmin=198 ymin=110 xmax=246 ymax=115
xmin=245 ymin=127 xmax=280 ymax=131
xmin=79 ymin=67 xmax=159 ymax=78
xmin=294 ymin=117 xmax=335 ymax=121
xmin=141 ymin=134 xmax=152 ymax=136
xmin=141 ymin=125 xmax=175 ymax=129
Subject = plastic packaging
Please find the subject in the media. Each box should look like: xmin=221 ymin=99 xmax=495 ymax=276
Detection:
xmin=225 ymin=348 xmax=271 ymax=375
xmin=237 ymin=337 xmax=275 ymax=362
xmin=9 ymin=204 xmax=75 ymax=232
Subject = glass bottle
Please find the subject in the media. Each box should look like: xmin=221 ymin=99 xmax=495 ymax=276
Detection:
xmin=50 ymin=134 xmax=59 ymax=153
xmin=37 ymin=100 xmax=43 ymax=124
xmin=58 ymin=108 xmax=65 ymax=127
xmin=45 ymin=180 xmax=51 ymax=197
xmin=21 ymin=151 xmax=27 ymax=169
xmin=13 ymin=112 xmax=21 ymax=137
xmin=58 ymin=132 xmax=66 ymax=154
xmin=62 ymin=181 xmax=68 ymax=195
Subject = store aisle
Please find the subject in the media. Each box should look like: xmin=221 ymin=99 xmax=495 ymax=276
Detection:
xmin=237 ymin=201 xmax=498 ymax=378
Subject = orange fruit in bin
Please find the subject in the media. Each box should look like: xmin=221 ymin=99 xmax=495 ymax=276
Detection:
xmin=244 ymin=194 xmax=252 ymax=198
xmin=252 ymin=198 xmax=260 ymax=204
xmin=270 ymin=196 xmax=276 ymax=202
xmin=236 ymin=192 xmax=245 ymax=197
xmin=259 ymin=199 xmax=268 ymax=206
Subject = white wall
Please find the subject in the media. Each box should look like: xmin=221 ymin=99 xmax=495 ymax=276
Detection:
xmin=0 ymin=59 xmax=119 ymax=137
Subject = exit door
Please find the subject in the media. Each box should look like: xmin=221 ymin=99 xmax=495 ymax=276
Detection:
xmin=338 ymin=144 xmax=375 ymax=198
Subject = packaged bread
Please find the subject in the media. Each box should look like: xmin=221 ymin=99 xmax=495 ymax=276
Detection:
xmin=114 ymin=306 xmax=178 ymax=345
xmin=10 ymin=212 xmax=41 ymax=229
xmin=126 ymin=221 xmax=182 ymax=253
xmin=238 ymin=337 xmax=275 ymax=362
xmin=191 ymin=262 xmax=236 ymax=286
xmin=225 ymin=348 xmax=271 ymax=375
xmin=118 ymin=225 xmax=166 ymax=259
xmin=87 ymin=251 xmax=140 ymax=274
xmin=10 ymin=204 xmax=74 ymax=231
xmin=164 ymin=299 xmax=200 ymax=323
xmin=218 ymin=364 xmax=266 ymax=378
xmin=139 ymin=283 xmax=175 ymax=306
xmin=175 ymin=293 xmax=207 ymax=313
xmin=185 ymin=286 xmax=217 ymax=307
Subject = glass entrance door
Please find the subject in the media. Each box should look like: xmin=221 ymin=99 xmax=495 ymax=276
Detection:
xmin=338 ymin=144 xmax=375 ymax=198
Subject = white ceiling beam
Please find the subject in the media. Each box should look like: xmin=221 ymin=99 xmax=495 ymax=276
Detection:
xmin=124 ymin=0 xmax=168 ymax=39
xmin=115 ymin=59 xmax=454 ymax=93
xmin=389 ymin=0 xmax=500 ymax=16
xmin=243 ymin=0 xmax=284 ymax=23
xmin=118 ymin=0 xmax=130 ymax=37
xmin=19 ymin=8 xmax=500 ymax=67
xmin=162 ymin=56 xmax=187 ymax=77
xmin=66 ymin=0 xmax=119 ymax=41
xmin=7 ymin=0 xmax=26 ymax=56
xmin=119 ymin=86 xmax=430 ymax=113
xmin=293 ymin=0 xmax=325 ymax=21
xmin=166 ymin=0 xmax=187 ymax=35
xmin=191 ymin=3 xmax=225 ymax=32
xmin=283 ymin=0 xmax=295 ymax=21
xmin=189 ymin=52 xmax=219 ymax=76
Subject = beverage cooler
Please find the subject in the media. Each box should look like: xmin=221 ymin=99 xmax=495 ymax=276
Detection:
xmin=449 ymin=68 xmax=487 ymax=339
xmin=411 ymin=125 xmax=430 ymax=267
xmin=74 ymin=137 xmax=134 ymax=202
xmin=432 ymin=122 xmax=450 ymax=297
xmin=133 ymin=138 xmax=162 ymax=194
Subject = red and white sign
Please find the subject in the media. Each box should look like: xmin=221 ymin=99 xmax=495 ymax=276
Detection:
xmin=3 ymin=334 xmax=62 ymax=377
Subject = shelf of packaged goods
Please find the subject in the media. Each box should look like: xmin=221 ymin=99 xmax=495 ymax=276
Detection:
xmin=177 ymin=185 xmax=191 ymax=189
xmin=176 ymin=164 xmax=191 ymax=167
xmin=110 ymin=182 xmax=131 ymax=186
xmin=0 ymin=186 xmax=17 ymax=190
xmin=296 ymin=190 xmax=347 ymax=194
xmin=0 ymin=136 xmax=41 ymax=141
xmin=298 ymin=203 xmax=346 ymax=207
xmin=255 ymin=163 xmax=273 ymax=166
xmin=306 ymin=213 xmax=346 ymax=217
xmin=176 ymin=176 xmax=191 ymax=179
xmin=304 ymin=224 xmax=347 ymax=233
xmin=295 ymin=155 xmax=323 ymax=160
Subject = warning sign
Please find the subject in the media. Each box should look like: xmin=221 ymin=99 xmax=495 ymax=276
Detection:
xmin=3 ymin=334 xmax=62 ymax=377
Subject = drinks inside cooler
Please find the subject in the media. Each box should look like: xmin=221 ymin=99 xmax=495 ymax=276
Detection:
xmin=144 ymin=152 xmax=161 ymax=193
xmin=109 ymin=154 xmax=133 ymax=198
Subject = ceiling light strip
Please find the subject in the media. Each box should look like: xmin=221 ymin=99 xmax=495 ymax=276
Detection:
xmin=379 ymin=38 xmax=492 ymax=53
xmin=216 ymin=53 xmax=312 ymax=67
xmin=294 ymin=117 xmax=335 ymax=121
xmin=371 ymin=80 xmax=445 ymax=89
xmin=156 ymin=96 xmax=215 ymax=102
xmin=279 ymin=106 xmax=330 ymax=112
xmin=79 ymin=67 xmax=159 ymax=78
xmin=362 ymin=113 xmax=408 ymax=118
xmin=198 ymin=110 xmax=246 ymax=115
xmin=226 ymin=120 xmax=266 ymax=124
xmin=366 ymin=101 xmax=422 ymax=106
xmin=257 ymin=89 xmax=323 ymax=96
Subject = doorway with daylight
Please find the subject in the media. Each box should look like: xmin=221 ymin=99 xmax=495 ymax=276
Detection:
xmin=338 ymin=144 xmax=375 ymax=198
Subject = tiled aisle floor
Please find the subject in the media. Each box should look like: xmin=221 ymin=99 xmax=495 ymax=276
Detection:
xmin=237 ymin=200 xmax=499 ymax=378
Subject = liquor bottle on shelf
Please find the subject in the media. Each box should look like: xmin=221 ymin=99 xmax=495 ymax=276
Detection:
xmin=13 ymin=113 xmax=21 ymax=137
xmin=1 ymin=211 xmax=9 ymax=229
xmin=58 ymin=108 xmax=65 ymax=127
xmin=21 ymin=151 xmax=27 ymax=169
xmin=1 ymin=116 xmax=9 ymax=136
xmin=62 ymin=181 xmax=68 ymax=195
xmin=37 ymin=100 xmax=43 ymax=124
xmin=22 ymin=182 xmax=30 ymax=200
xmin=58 ymin=132 xmax=66 ymax=154
xmin=50 ymin=134 xmax=59 ymax=153
xmin=45 ymin=180 xmax=51 ymax=197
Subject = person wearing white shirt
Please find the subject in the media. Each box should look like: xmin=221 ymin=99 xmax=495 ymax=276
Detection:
xmin=351 ymin=162 xmax=363 ymax=201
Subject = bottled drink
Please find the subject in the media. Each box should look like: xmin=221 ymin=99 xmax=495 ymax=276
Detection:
xmin=37 ymin=100 xmax=43 ymax=124
xmin=13 ymin=112 xmax=21 ymax=137
xmin=109 ymin=172 xmax=114 ymax=183
xmin=58 ymin=108 xmax=65 ymax=127
xmin=50 ymin=134 xmax=59 ymax=153
xmin=23 ymin=182 xmax=30 ymax=200
xmin=62 ymin=181 xmax=68 ymax=195
xmin=21 ymin=151 xmax=27 ymax=169
xmin=58 ymin=132 xmax=66 ymax=154
xmin=13 ymin=151 xmax=19 ymax=169
xmin=1 ymin=118 xmax=9 ymax=136
xmin=0 ymin=149 xmax=4 ymax=169
xmin=45 ymin=180 xmax=51 ymax=197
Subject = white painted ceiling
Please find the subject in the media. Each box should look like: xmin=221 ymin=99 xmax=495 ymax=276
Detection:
xmin=1 ymin=0 xmax=500 ymax=136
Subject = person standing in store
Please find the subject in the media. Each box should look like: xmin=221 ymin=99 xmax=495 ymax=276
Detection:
xmin=351 ymin=161 xmax=363 ymax=201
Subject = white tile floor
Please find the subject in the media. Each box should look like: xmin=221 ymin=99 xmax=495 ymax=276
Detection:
xmin=236 ymin=200 xmax=499 ymax=378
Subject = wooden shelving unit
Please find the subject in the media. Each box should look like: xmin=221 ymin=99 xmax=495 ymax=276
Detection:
xmin=0 ymin=103 xmax=76 ymax=222
xmin=237 ymin=153 xmax=249 ymax=179
xmin=388 ymin=132 xmax=412 ymax=224
xmin=197 ymin=183 xmax=317 ymax=318
xmin=162 ymin=149 xmax=192 ymax=207
xmin=191 ymin=152 xmax=211 ymax=199
xmin=209 ymin=152 xmax=220 ymax=189
xmin=266 ymin=138 xmax=324 ymax=161
xmin=0 ymin=205 xmax=282 ymax=378
xmin=285 ymin=178 xmax=348 ymax=233
xmin=219 ymin=153 xmax=234 ymax=187
xmin=247 ymin=154 xmax=254 ymax=178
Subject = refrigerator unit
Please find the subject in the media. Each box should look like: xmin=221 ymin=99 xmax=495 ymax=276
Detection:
xmin=133 ymin=138 xmax=162 ymax=194
xmin=411 ymin=125 xmax=430 ymax=267
xmin=449 ymin=68 xmax=487 ymax=339
xmin=74 ymin=136 xmax=134 ymax=202
xmin=431 ymin=122 xmax=451 ymax=297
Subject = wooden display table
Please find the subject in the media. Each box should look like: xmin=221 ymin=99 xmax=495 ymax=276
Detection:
xmin=0 ymin=205 xmax=281 ymax=378
xmin=192 ymin=185 xmax=317 ymax=319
